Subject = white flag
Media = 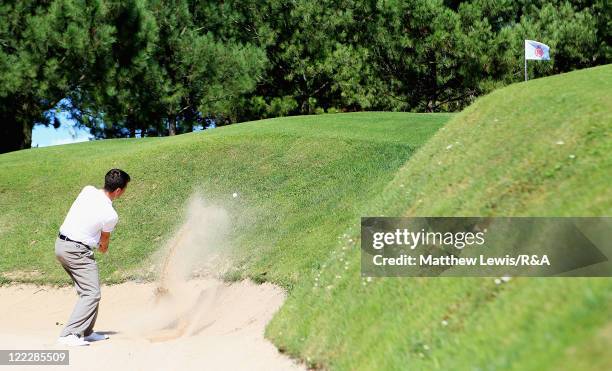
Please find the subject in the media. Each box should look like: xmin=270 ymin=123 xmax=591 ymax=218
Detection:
xmin=525 ymin=40 xmax=550 ymax=60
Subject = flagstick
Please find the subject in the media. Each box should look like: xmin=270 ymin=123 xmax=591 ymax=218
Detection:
xmin=524 ymin=57 xmax=528 ymax=81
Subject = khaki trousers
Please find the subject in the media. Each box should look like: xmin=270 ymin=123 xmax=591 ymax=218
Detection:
xmin=54 ymin=238 xmax=100 ymax=338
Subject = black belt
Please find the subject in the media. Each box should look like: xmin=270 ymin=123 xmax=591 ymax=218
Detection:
xmin=58 ymin=233 xmax=92 ymax=250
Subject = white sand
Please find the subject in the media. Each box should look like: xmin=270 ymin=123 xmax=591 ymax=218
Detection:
xmin=0 ymin=195 xmax=303 ymax=370
xmin=0 ymin=278 xmax=303 ymax=371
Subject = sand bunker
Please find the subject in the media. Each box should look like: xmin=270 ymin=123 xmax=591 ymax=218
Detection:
xmin=0 ymin=279 xmax=301 ymax=370
xmin=0 ymin=195 xmax=303 ymax=370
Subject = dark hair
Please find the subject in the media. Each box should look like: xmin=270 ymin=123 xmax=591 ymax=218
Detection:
xmin=104 ymin=169 xmax=131 ymax=192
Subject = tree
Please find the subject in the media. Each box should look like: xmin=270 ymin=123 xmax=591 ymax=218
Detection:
xmin=0 ymin=0 xmax=119 ymax=153
xmin=76 ymin=0 xmax=266 ymax=138
xmin=1 ymin=0 xmax=608 ymax=152
xmin=0 ymin=0 xmax=265 ymax=152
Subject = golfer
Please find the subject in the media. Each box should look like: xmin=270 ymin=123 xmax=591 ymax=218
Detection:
xmin=55 ymin=169 xmax=130 ymax=346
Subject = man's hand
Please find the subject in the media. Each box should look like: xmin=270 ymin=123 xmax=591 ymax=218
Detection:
xmin=99 ymin=231 xmax=111 ymax=253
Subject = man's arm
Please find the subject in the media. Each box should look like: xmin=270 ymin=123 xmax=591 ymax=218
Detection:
xmin=99 ymin=231 xmax=111 ymax=253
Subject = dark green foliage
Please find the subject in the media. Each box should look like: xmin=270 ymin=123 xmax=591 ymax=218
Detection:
xmin=225 ymin=0 xmax=609 ymax=116
xmin=78 ymin=0 xmax=266 ymax=138
xmin=0 ymin=0 xmax=609 ymax=152
xmin=0 ymin=0 xmax=265 ymax=151
xmin=0 ymin=0 xmax=114 ymax=152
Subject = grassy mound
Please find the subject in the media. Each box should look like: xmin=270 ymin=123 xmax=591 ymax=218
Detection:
xmin=267 ymin=65 xmax=612 ymax=370
xmin=1 ymin=64 xmax=610 ymax=370
xmin=0 ymin=112 xmax=449 ymax=285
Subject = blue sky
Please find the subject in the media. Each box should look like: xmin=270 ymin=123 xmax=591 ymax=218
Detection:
xmin=32 ymin=122 xmax=93 ymax=147
xmin=31 ymin=111 xmax=93 ymax=148
xmin=31 ymin=108 xmax=212 ymax=147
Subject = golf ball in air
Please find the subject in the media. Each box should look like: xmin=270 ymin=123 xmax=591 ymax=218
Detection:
xmin=232 ymin=192 xmax=238 ymax=198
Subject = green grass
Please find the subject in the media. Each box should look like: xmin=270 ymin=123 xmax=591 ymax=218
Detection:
xmin=266 ymin=65 xmax=612 ymax=370
xmin=0 ymin=65 xmax=610 ymax=370
xmin=0 ymin=112 xmax=449 ymax=286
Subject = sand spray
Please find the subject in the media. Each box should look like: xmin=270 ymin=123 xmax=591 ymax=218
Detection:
xmin=128 ymin=193 xmax=233 ymax=342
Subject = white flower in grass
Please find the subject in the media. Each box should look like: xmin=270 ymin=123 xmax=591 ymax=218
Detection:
xmin=232 ymin=192 xmax=238 ymax=198
xmin=494 ymin=278 xmax=501 ymax=285
xmin=441 ymin=320 xmax=448 ymax=326
xmin=556 ymin=140 xmax=565 ymax=145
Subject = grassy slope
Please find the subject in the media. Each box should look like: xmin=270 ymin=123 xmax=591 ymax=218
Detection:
xmin=0 ymin=112 xmax=449 ymax=286
xmin=267 ymin=65 xmax=612 ymax=370
xmin=0 ymin=64 xmax=609 ymax=371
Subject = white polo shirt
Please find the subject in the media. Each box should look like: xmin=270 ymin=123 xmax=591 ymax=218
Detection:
xmin=59 ymin=185 xmax=119 ymax=247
